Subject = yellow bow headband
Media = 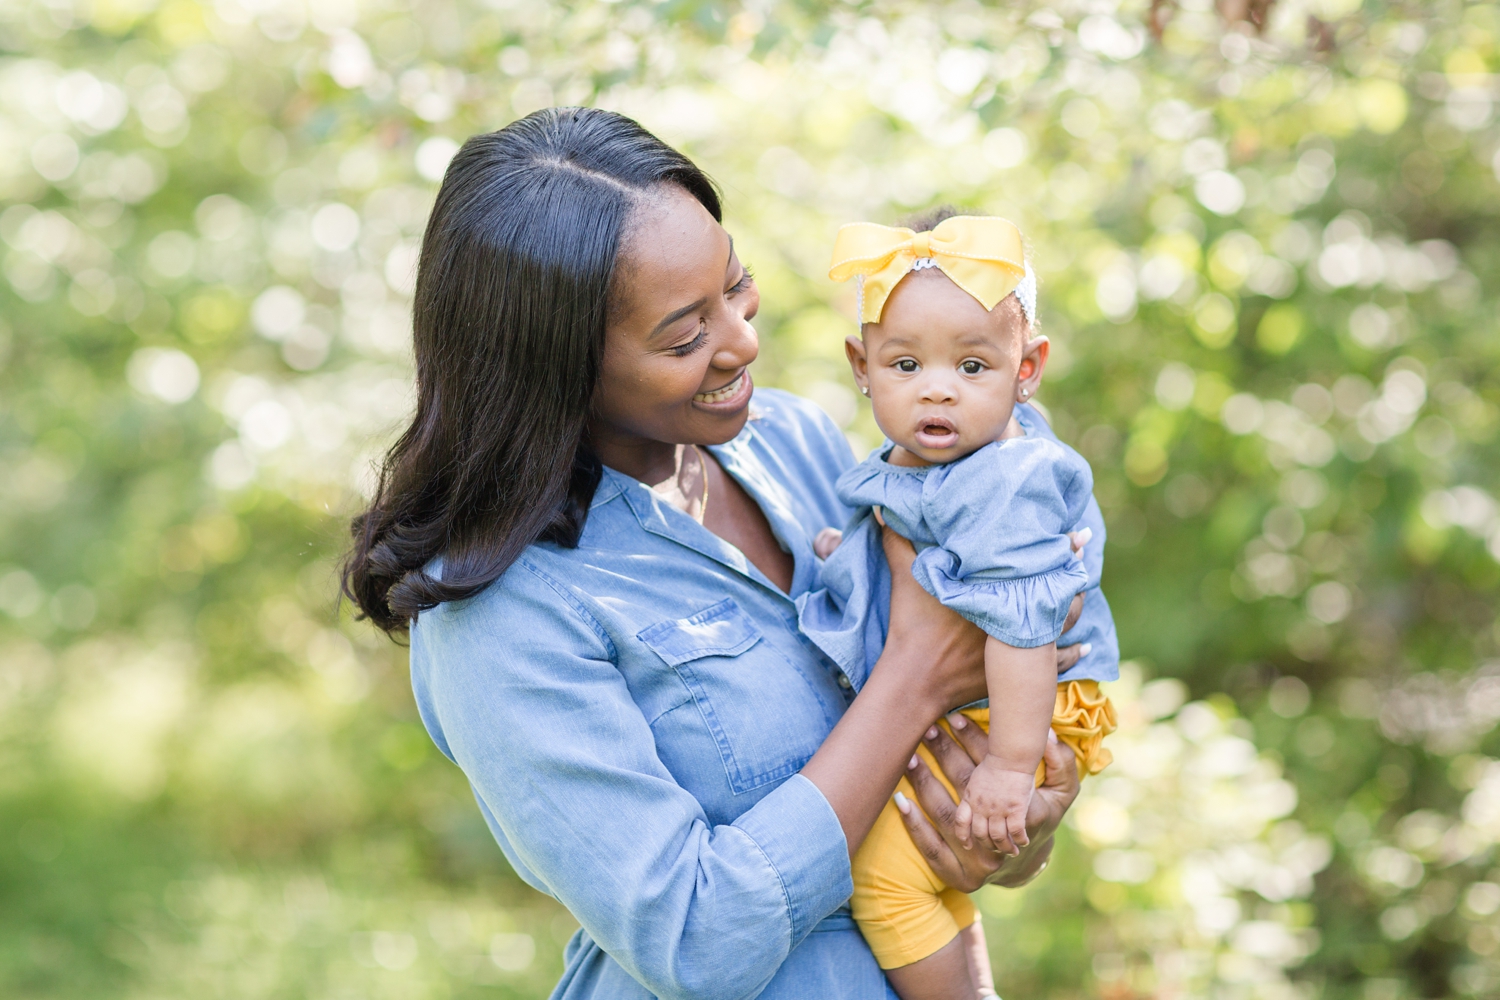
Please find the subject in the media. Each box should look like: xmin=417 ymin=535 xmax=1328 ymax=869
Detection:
xmin=828 ymin=216 xmax=1032 ymax=325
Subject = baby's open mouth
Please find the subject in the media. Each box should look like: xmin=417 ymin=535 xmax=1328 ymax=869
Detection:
xmin=914 ymin=417 xmax=959 ymax=449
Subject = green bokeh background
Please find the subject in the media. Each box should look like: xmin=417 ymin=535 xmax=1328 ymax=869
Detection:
xmin=4 ymin=1 xmax=1500 ymax=997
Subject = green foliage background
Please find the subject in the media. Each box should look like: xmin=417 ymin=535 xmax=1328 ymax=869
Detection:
xmin=4 ymin=0 xmax=1500 ymax=997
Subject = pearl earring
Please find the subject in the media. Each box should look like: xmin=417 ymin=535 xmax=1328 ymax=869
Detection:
xmin=860 ymin=386 xmax=870 ymax=396
xmin=1020 ymin=388 xmax=1029 ymax=399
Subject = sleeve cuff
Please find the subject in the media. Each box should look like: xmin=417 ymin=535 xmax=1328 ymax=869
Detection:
xmin=913 ymin=549 xmax=1092 ymax=648
xmin=732 ymin=773 xmax=853 ymax=944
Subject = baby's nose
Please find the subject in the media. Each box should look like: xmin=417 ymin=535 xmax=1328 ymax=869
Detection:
xmin=917 ymin=373 xmax=958 ymax=402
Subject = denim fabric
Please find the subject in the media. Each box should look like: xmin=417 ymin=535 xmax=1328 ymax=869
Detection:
xmin=797 ymin=403 xmax=1120 ymax=690
xmin=411 ymin=389 xmax=899 ymax=1000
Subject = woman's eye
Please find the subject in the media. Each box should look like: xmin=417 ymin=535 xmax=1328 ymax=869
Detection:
xmin=728 ymin=265 xmax=755 ymax=295
xmin=895 ymin=360 xmax=919 ymax=373
xmin=961 ymin=361 xmax=985 ymax=375
xmin=672 ymin=324 xmax=708 ymax=357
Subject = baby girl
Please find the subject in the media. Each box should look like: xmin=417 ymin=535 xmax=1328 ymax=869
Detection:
xmin=798 ymin=210 xmax=1120 ymax=998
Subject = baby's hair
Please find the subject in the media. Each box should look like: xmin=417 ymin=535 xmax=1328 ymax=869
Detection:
xmin=900 ymin=204 xmax=965 ymax=233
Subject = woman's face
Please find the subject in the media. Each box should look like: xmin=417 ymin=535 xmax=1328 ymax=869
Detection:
xmin=592 ymin=185 xmax=760 ymax=455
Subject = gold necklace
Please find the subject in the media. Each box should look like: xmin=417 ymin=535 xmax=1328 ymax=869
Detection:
xmin=690 ymin=444 xmax=710 ymax=524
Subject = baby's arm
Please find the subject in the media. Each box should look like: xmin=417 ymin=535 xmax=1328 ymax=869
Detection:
xmin=954 ymin=636 xmax=1057 ymax=855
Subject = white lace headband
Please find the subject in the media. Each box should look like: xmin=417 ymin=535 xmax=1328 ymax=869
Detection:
xmin=856 ymin=258 xmax=1038 ymax=329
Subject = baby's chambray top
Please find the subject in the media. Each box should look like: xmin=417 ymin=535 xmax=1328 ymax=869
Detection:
xmin=410 ymin=389 xmax=903 ymax=1000
xmin=797 ymin=402 xmax=1120 ymax=689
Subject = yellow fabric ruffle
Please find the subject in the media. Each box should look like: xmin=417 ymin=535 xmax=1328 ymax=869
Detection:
xmin=1046 ymin=678 xmax=1118 ymax=779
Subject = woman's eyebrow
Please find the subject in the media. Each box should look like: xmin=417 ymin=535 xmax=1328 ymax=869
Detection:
xmin=650 ymin=298 xmax=708 ymax=340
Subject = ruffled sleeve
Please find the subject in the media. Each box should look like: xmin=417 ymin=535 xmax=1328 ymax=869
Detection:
xmin=911 ymin=545 xmax=1090 ymax=647
xmin=833 ymin=452 xmax=936 ymax=547
xmin=908 ymin=437 xmax=1096 ymax=647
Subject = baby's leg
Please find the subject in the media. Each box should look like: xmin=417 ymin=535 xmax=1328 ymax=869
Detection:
xmin=884 ymin=935 xmax=976 ymax=1000
xmin=959 ymin=920 xmax=998 ymax=998
xmin=852 ymin=779 xmax=977 ymax=999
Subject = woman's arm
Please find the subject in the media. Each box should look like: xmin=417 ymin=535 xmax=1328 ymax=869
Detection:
xmin=801 ymin=522 xmax=990 ymax=856
xmin=413 ymin=569 xmax=853 ymax=1000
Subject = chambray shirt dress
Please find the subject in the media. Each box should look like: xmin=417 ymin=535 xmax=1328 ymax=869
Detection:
xmin=410 ymin=389 xmax=903 ymax=1000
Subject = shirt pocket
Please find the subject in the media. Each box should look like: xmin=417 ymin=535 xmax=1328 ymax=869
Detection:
xmin=639 ymin=598 xmax=835 ymax=795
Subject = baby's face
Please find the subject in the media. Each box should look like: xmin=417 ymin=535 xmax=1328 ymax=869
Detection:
xmin=848 ymin=270 xmax=1035 ymax=464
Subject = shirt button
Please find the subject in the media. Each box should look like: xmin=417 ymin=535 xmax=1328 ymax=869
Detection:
xmin=837 ymin=673 xmax=852 ymax=690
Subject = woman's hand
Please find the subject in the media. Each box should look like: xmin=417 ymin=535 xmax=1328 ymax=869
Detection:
xmin=877 ymin=520 xmax=989 ymax=713
xmin=893 ymin=714 xmax=1081 ymax=892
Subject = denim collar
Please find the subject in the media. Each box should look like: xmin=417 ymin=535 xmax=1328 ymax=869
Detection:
xmin=599 ymin=423 xmax=817 ymax=603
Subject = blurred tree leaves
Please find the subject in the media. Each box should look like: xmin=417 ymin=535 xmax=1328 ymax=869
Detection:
xmin=4 ymin=0 xmax=1500 ymax=997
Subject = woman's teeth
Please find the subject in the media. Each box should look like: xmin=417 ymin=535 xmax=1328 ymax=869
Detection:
xmin=694 ymin=372 xmax=743 ymax=403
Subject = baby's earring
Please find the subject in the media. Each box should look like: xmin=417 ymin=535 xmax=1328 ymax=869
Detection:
xmin=1018 ymin=387 xmax=1029 ymax=399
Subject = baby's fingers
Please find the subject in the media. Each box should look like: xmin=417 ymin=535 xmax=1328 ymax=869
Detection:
xmin=953 ymin=799 xmax=974 ymax=848
xmin=976 ymin=815 xmax=1007 ymax=858
xmin=1007 ymin=808 xmax=1030 ymax=851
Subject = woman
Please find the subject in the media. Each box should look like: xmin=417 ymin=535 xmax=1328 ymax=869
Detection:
xmin=343 ymin=107 xmax=1082 ymax=999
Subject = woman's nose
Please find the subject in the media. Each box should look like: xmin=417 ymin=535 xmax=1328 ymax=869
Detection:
xmin=711 ymin=310 xmax=759 ymax=370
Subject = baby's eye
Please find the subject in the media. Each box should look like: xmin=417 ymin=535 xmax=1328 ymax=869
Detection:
xmin=960 ymin=360 xmax=985 ymax=375
xmin=895 ymin=360 xmax=919 ymax=373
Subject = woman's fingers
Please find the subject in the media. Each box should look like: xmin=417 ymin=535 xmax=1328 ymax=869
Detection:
xmin=943 ymin=712 xmax=989 ymax=764
xmin=927 ymin=718 xmax=983 ymax=780
xmin=1027 ymin=732 xmax=1082 ymax=840
xmin=893 ymin=788 xmax=961 ymax=879
xmin=906 ymin=753 xmax=966 ymax=846
xmin=1061 ymin=591 xmax=1085 ymax=634
xmin=1056 ymin=642 xmax=1092 ymax=674
xmin=1039 ymin=730 xmax=1081 ymax=794
xmin=1068 ymin=527 xmax=1092 ymax=555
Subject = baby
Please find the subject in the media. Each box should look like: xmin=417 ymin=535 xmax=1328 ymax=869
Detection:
xmin=797 ymin=210 xmax=1120 ymax=999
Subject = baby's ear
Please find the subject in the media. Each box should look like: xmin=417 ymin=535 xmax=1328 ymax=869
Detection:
xmin=845 ymin=335 xmax=870 ymax=392
xmin=1017 ymin=335 xmax=1050 ymax=389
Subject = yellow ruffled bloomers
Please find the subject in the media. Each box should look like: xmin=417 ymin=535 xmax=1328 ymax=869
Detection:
xmin=850 ymin=680 xmax=1118 ymax=969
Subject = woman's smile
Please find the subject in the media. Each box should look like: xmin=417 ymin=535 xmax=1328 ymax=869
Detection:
xmin=692 ymin=368 xmax=753 ymax=410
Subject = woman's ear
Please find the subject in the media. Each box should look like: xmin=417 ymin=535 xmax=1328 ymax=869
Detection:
xmin=845 ymin=335 xmax=871 ymax=397
xmin=1016 ymin=335 xmax=1049 ymax=401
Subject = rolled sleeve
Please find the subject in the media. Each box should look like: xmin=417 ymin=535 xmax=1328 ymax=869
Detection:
xmin=732 ymin=773 xmax=853 ymax=944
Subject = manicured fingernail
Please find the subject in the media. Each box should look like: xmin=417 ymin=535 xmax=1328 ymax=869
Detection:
xmin=1048 ymin=731 xmax=1059 ymax=743
xmin=894 ymin=791 xmax=911 ymax=814
xmin=925 ymin=726 xmax=939 ymax=740
xmin=948 ymin=714 xmax=967 ymax=729
xmin=1078 ymin=527 xmax=1093 ymax=545
xmin=1080 ymin=643 xmax=1093 ymax=656
xmin=908 ymin=755 xmax=919 ymax=770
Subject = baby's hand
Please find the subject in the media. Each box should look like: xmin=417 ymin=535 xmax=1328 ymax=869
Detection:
xmin=954 ymin=756 xmax=1035 ymax=856
xmin=813 ymin=527 xmax=843 ymax=560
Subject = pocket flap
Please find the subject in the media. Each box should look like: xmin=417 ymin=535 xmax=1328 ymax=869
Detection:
xmin=638 ymin=598 xmax=763 ymax=667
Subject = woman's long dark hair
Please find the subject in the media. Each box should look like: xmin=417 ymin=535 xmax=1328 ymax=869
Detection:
xmin=342 ymin=107 xmax=721 ymax=634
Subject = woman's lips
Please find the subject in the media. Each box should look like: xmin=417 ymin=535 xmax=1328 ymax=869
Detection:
xmin=692 ymin=369 xmax=751 ymax=409
xmin=913 ymin=417 xmax=959 ymax=450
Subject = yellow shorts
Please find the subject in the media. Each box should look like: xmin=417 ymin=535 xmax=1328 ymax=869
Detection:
xmin=850 ymin=680 xmax=1117 ymax=970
